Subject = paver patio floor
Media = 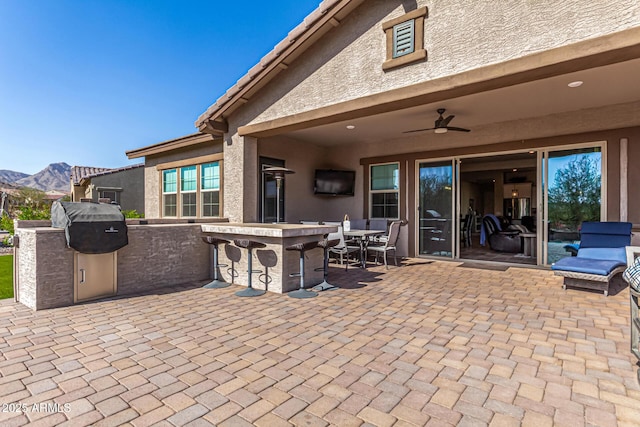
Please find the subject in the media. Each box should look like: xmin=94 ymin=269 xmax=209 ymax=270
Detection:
xmin=1 ymin=259 xmax=639 ymax=426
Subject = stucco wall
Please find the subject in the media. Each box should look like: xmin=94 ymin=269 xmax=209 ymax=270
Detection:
xmin=258 ymin=136 xmax=364 ymax=223
xmin=238 ymin=0 xmax=640 ymax=125
xmin=91 ymin=167 xmax=145 ymax=214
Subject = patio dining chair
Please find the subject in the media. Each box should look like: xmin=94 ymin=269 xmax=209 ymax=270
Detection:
xmin=328 ymin=225 xmax=360 ymax=271
xmin=368 ymin=219 xmax=389 ymax=244
xmin=349 ymin=219 xmax=367 ymax=230
xmin=368 ymin=220 xmax=402 ymax=269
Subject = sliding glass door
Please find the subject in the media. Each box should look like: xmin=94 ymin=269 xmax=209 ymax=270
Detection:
xmin=542 ymin=145 xmax=604 ymax=264
xmin=418 ymin=160 xmax=455 ymax=257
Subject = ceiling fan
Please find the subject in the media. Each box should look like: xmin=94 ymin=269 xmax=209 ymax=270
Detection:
xmin=404 ymin=108 xmax=470 ymax=134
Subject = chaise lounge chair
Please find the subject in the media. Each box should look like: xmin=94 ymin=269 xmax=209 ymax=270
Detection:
xmin=552 ymin=221 xmax=632 ymax=296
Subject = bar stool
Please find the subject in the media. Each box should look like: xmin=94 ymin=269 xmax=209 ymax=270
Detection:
xmin=313 ymin=238 xmax=341 ymax=291
xmin=201 ymin=236 xmax=230 ymax=289
xmin=286 ymin=241 xmax=321 ymax=299
xmin=233 ymin=239 xmax=266 ymax=297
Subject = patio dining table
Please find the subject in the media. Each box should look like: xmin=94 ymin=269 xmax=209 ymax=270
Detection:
xmin=343 ymin=229 xmax=385 ymax=268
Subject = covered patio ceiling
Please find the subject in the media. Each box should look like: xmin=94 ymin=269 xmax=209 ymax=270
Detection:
xmin=279 ymin=57 xmax=640 ymax=150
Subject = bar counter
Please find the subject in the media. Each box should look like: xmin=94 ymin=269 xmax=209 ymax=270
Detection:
xmin=201 ymin=223 xmax=337 ymax=293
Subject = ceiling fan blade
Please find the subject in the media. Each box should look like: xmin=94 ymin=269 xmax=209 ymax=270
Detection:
xmin=403 ymin=127 xmax=435 ymax=134
xmin=446 ymin=126 xmax=471 ymax=132
xmin=403 ymin=108 xmax=470 ymax=133
xmin=441 ymin=115 xmax=455 ymax=127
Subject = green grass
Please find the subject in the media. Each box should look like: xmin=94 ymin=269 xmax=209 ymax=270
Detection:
xmin=0 ymin=255 xmax=13 ymax=299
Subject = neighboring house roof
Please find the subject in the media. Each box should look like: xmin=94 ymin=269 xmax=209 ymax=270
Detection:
xmin=126 ymin=132 xmax=216 ymax=159
xmin=71 ymin=164 xmax=143 ymax=186
xmin=71 ymin=166 xmax=111 ymax=185
xmin=44 ymin=190 xmax=67 ymax=201
xmin=195 ymin=0 xmax=364 ymax=133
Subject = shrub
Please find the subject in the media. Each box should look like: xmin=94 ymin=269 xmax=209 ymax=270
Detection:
xmin=122 ymin=210 xmax=144 ymax=219
xmin=0 ymin=214 xmax=13 ymax=235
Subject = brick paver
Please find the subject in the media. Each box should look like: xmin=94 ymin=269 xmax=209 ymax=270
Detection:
xmin=0 ymin=259 xmax=639 ymax=425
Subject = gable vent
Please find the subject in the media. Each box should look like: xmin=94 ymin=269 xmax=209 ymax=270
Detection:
xmin=392 ymin=20 xmax=415 ymax=58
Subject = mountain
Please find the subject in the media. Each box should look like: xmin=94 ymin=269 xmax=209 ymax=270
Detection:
xmin=14 ymin=163 xmax=71 ymax=192
xmin=0 ymin=170 xmax=29 ymax=184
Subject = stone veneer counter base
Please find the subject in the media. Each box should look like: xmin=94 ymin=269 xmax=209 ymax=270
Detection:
xmin=201 ymin=223 xmax=338 ymax=294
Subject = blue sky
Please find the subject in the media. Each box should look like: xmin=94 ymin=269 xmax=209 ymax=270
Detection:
xmin=0 ymin=0 xmax=319 ymax=175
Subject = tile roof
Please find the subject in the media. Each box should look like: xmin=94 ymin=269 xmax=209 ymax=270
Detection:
xmin=71 ymin=164 xmax=143 ymax=185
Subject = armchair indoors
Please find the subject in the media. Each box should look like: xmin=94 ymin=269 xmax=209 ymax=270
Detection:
xmin=481 ymin=215 xmax=522 ymax=253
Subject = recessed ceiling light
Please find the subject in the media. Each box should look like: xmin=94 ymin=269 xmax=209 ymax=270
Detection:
xmin=529 ymin=150 xmax=535 ymax=154
xmin=568 ymin=81 xmax=583 ymax=88
xmin=512 ymin=168 xmax=518 ymax=172
xmin=346 ymin=125 xmax=355 ymax=130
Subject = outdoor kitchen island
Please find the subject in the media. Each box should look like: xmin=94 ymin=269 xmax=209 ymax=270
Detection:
xmin=14 ymin=219 xmax=226 ymax=310
xmin=201 ymin=223 xmax=337 ymax=294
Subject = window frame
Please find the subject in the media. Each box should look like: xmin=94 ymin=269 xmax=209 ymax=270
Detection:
xmin=382 ymin=6 xmax=428 ymax=71
xmin=201 ymin=161 xmax=221 ymax=218
xmin=162 ymin=169 xmax=178 ymax=218
xmin=369 ymin=162 xmax=400 ymax=220
xmin=180 ymin=166 xmax=198 ymax=218
xmin=158 ymin=155 xmax=223 ymax=219
xmin=98 ymin=189 xmax=120 ymax=204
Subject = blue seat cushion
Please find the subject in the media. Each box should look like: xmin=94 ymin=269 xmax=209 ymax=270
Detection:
xmin=552 ymin=257 xmax=625 ymax=276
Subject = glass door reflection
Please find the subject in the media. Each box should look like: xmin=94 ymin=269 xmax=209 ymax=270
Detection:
xmin=543 ymin=146 xmax=603 ymax=264
xmin=418 ymin=161 xmax=454 ymax=257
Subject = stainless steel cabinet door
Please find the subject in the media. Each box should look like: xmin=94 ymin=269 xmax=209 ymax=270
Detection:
xmin=75 ymin=252 xmax=117 ymax=303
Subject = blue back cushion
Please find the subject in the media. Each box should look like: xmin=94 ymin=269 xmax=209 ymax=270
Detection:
xmin=577 ymin=247 xmax=626 ymax=263
xmin=579 ymin=222 xmax=632 ymax=248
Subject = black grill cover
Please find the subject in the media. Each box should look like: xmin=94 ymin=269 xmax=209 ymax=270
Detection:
xmin=51 ymin=201 xmax=128 ymax=254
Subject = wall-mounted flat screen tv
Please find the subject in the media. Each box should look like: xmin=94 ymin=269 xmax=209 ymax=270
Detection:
xmin=314 ymin=169 xmax=355 ymax=196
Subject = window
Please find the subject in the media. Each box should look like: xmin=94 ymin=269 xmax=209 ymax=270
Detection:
xmin=181 ymin=166 xmax=197 ymax=217
xmin=201 ymin=162 xmax=220 ymax=217
xmin=382 ymin=7 xmax=427 ymax=71
xmin=370 ymin=163 xmax=399 ymax=219
xmin=99 ymin=190 xmax=119 ymax=204
xmin=161 ymin=160 xmax=222 ymax=218
xmin=163 ymin=169 xmax=177 ymax=217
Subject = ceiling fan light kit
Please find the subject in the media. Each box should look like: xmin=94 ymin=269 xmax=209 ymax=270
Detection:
xmin=404 ymin=108 xmax=470 ymax=134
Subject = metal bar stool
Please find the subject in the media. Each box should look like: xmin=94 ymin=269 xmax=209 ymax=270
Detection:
xmin=286 ymin=241 xmax=321 ymax=299
xmin=233 ymin=239 xmax=266 ymax=297
xmin=313 ymin=238 xmax=340 ymax=291
xmin=201 ymin=236 xmax=230 ymax=288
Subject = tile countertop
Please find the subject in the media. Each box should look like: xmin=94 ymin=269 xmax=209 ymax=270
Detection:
xmin=201 ymin=223 xmax=338 ymax=238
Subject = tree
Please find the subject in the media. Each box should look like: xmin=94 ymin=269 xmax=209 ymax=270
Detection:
xmin=0 ymin=188 xmax=52 ymax=235
xmin=419 ymin=172 xmax=452 ymax=218
xmin=548 ymin=155 xmax=600 ymax=230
